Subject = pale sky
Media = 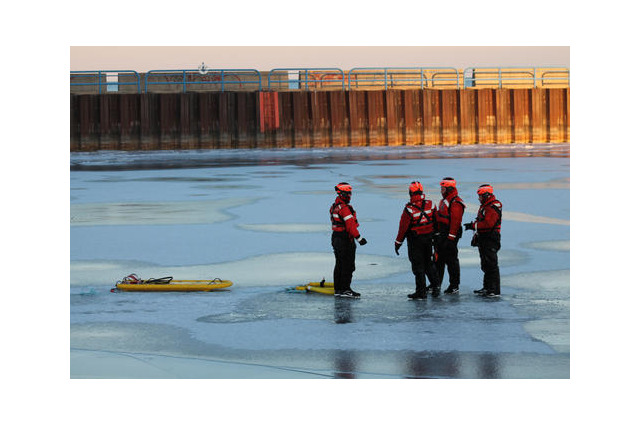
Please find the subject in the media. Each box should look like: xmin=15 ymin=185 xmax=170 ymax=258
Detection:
xmin=70 ymin=46 xmax=569 ymax=72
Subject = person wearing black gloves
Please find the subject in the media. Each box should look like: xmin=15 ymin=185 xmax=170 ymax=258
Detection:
xmin=330 ymin=182 xmax=367 ymax=298
xmin=464 ymin=184 xmax=502 ymax=297
xmin=394 ymin=181 xmax=439 ymax=299
xmin=435 ymin=177 xmax=466 ymax=295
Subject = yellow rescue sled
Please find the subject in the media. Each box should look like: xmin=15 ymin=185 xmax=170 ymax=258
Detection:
xmin=112 ymin=274 xmax=232 ymax=292
xmin=287 ymin=279 xmax=334 ymax=295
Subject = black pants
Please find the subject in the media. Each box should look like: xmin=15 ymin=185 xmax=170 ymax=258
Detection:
xmin=332 ymin=232 xmax=356 ymax=293
xmin=407 ymin=233 xmax=439 ymax=294
xmin=435 ymin=236 xmax=461 ymax=289
xmin=477 ymin=232 xmax=501 ymax=294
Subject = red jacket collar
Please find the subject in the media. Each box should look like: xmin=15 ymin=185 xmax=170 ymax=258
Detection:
xmin=481 ymin=193 xmax=497 ymax=207
xmin=335 ymin=195 xmax=350 ymax=204
xmin=445 ymin=188 xmax=459 ymax=201
xmin=410 ymin=193 xmax=425 ymax=204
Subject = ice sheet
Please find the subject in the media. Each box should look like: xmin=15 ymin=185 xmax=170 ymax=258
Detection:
xmin=70 ymin=145 xmax=570 ymax=379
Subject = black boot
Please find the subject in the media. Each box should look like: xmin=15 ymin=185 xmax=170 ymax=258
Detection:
xmin=408 ymin=291 xmax=427 ymax=300
xmin=444 ymin=285 xmax=459 ymax=294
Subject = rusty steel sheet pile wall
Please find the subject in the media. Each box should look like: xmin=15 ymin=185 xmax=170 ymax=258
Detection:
xmin=70 ymin=88 xmax=569 ymax=151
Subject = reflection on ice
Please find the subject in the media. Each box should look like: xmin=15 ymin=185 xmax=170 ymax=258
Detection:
xmin=334 ymin=298 xmax=354 ymax=324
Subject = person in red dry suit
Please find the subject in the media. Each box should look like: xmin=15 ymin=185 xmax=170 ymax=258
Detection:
xmin=435 ymin=177 xmax=466 ymax=295
xmin=330 ymin=182 xmax=367 ymax=298
xmin=464 ymin=184 xmax=502 ymax=297
xmin=394 ymin=181 xmax=440 ymax=299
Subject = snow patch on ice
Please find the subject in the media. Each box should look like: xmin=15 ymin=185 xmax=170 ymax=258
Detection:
xmin=70 ymin=198 xmax=256 ymax=226
xmin=504 ymin=269 xmax=569 ymax=354
xmin=493 ymin=178 xmax=569 ymax=190
xmin=237 ymin=223 xmax=329 ymax=233
xmin=70 ymin=252 xmax=408 ymax=287
xmin=523 ymin=240 xmax=570 ymax=251
xmin=70 ymin=349 xmax=329 ymax=379
xmin=523 ymin=319 xmax=570 ymax=354
xmin=466 ymin=203 xmax=569 ymax=226
xmin=71 ymin=247 xmax=530 ymax=287
xmin=504 ymin=269 xmax=569 ymax=292
xmin=457 ymin=247 xmax=528 ymax=268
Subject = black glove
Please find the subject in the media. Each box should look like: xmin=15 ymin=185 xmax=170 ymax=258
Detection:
xmin=357 ymin=236 xmax=368 ymax=246
xmin=394 ymin=242 xmax=402 ymax=255
xmin=442 ymin=237 xmax=456 ymax=251
xmin=463 ymin=222 xmax=474 ymax=231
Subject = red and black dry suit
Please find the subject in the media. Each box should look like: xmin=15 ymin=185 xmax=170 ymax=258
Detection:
xmin=471 ymin=194 xmax=502 ymax=295
xmin=395 ymin=194 xmax=439 ymax=295
xmin=330 ymin=195 xmax=362 ymax=294
xmin=435 ymin=189 xmax=465 ymax=291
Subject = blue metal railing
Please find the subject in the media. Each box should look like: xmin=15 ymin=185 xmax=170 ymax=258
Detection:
xmin=348 ymin=67 xmax=460 ymax=90
xmin=70 ymin=67 xmax=570 ymax=93
xmin=144 ymin=69 xmax=261 ymax=93
xmin=540 ymin=69 xmax=571 ymax=86
xmin=70 ymin=70 xmax=141 ymax=94
xmin=267 ymin=68 xmax=345 ymax=90
xmin=463 ymin=67 xmax=570 ymax=88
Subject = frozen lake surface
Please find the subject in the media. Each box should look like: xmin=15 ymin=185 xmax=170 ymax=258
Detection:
xmin=70 ymin=144 xmax=570 ymax=379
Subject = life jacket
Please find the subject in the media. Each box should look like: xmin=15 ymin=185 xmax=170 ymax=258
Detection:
xmin=437 ymin=195 xmax=465 ymax=226
xmin=437 ymin=192 xmax=465 ymax=238
xmin=405 ymin=199 xmax=435 ymax=234
xmin=477 ymin=197 xmax=502 ymax=234
xmin=330 ymin=201 xmax=358 ymax=232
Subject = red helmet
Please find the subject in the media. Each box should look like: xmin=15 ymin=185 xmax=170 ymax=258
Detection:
xmin=440 ymin=177 xmax=457 ymax=188
xmin=477 ymin=184 xmax=494 ymax=196
xmin=409 ymin=181 xmax=423 ymax=194
xmin=335 ymin=182 xmax=352 ymax=198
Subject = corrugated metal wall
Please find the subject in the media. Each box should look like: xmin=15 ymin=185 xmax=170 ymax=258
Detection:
xmin=70 ymin=88 xmax=569 ymax=151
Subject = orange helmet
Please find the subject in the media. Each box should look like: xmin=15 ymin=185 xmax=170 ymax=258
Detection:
xmin=440 ymin=177 xmax=457 ymax=188
xmin=409 ymin=181 xmax=423 ymax=194
xmin=335 ymin=182 xmax=352 ymax=197
xmin=477 ymin=184 xmax=494 ymax=196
